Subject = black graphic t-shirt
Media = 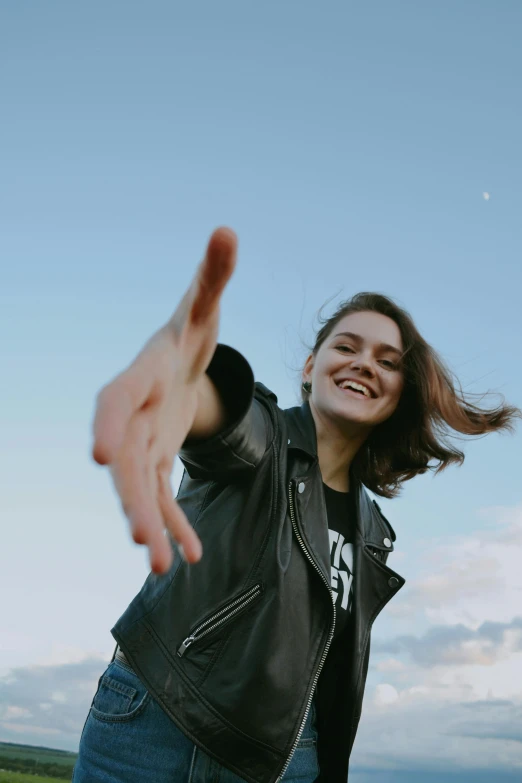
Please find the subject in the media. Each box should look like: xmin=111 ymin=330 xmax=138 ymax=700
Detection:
xmin=323 ymin=483 xmax=356 ymax=642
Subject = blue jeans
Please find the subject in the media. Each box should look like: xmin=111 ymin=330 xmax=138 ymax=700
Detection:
xmin=73 ymin=657 xmax=320 ymax=782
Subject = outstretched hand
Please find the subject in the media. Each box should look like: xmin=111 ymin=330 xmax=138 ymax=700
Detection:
xmin=91 ymin=227 xmax=237 ymax=574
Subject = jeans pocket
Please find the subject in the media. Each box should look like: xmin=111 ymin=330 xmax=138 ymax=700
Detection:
xmin=91 ymin=660 xmax=151 ymax=723
xmin=296 ymin=737 xmax=317 ymax=748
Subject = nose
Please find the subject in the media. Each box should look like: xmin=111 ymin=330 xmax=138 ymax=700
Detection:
xmin=349 ymin=353 xmax=375 ymax=377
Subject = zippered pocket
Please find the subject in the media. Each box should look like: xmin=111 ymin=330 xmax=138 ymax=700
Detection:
xmin=177 ymin=583 xmax=263 ymax=658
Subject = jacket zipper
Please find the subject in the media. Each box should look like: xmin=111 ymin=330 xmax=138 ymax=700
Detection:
xmin=276 ymin=480 xmax=336 ymax=782
xmin=177 ymin=584 xmax=262 ymax=657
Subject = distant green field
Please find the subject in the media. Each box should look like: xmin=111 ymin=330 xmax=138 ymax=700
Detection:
xmin=0 ymin=773 xmax=68 ymax=783
xmin=0 ymin=743 xmax=76 ymax=766
xmin=0 ymin=742 xmax=76 ymax=780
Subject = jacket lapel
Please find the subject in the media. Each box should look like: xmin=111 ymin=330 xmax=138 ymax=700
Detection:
xmin=285 ymin=402 xmax=332 ymax=583
xmin=283 ymin=401 xmax=406 ymax=631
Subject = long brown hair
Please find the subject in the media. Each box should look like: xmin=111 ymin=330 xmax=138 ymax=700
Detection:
xmin=302 ymin=293 xmax=521 ymax=498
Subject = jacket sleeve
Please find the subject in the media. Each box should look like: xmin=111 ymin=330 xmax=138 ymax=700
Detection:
xmin=178 ymin=344 xmax=274 ymax=480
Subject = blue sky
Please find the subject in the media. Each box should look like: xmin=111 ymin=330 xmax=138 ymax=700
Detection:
xmin=2 ymin=1 xmax=521 ymax=779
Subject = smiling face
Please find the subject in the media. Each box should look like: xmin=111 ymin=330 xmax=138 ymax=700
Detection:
xmin=303 ymin=310 xmax=405 ymax=434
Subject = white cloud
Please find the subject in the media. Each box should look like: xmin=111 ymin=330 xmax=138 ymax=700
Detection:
xmin=349 ymin=504 xmax=522 ymax=773
xmin=0 ymin=657 xmax=108 ymax=750
xmin=387 ymin=504 xmax=522 ymax=628
xmin=374 ymin=658 xmax=406 ymax=673
xmin=374 ymin=684 xmax=399 ymax=706
xmin=2 ymin=722 xmax=62 ymax=737
xmin=352 ymin=696 xmax=522 ymax=773
xmin=3 ymin=706 xmax=32 ymax=720
xmin=374 ymin=617 xmax=522 ymax=669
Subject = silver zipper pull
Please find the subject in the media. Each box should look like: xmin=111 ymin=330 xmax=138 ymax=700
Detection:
xmin=177 ymin=635 xmax=196 ymax=657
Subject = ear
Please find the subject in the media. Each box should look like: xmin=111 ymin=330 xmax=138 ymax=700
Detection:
xmin=302 ymin=353 xmax=314 ymax=384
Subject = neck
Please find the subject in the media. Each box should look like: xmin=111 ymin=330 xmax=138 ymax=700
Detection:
xmin=309 ymin=401 xmax=370 ymax=493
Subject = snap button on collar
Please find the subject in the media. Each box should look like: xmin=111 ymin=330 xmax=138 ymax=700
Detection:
xmin=383 ymin=537 xmax=391 ymax=548
xmin=298 ymin=482 xmax=305 ymax=494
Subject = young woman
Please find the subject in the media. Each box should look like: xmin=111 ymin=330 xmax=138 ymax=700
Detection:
xmin=73 ymin=227 xmax=519 ymax=783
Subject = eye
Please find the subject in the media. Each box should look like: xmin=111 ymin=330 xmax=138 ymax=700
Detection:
xmin=336 ymin=345 xmax=355 ymax=353
xmin=379 ymin=359 xmax=399 ymax=370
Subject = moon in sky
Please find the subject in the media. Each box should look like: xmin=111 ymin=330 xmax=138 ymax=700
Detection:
xmin=483 ymin=192 xmax=490 ymax=200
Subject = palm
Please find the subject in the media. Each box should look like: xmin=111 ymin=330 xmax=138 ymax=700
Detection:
xmin=91 ymin=228 xmax=237 ymax=574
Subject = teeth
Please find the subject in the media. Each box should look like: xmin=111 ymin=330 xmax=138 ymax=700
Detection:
xmin=338 ymin=380 xmax=371 ymax=398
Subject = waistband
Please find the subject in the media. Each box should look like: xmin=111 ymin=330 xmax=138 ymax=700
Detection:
xmin=114 ymin=645 xmax=133 ymax=670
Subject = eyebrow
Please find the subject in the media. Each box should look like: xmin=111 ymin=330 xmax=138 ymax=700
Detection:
xmin=332 ymin=331 xmax=404 ymax=357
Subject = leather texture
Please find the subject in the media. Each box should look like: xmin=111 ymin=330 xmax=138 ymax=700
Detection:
xmin=111 ymin=344 xmax=406 ymax=783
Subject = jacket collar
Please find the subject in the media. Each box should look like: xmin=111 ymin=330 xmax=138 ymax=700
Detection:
xmin=283 ymin=401 xmax=397 ymax=551
xmin=285 ymin=399 xmax=318 ymax=458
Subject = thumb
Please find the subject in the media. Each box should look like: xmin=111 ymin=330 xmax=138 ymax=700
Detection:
xmin=92 ymin=360 xmax=153 ymax=464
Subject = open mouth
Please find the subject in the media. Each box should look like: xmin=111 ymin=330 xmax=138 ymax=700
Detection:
xmin=335 ymin=379 xmax=376 ymax=399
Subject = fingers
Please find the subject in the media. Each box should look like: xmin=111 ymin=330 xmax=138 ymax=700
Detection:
xmin=102 ymin=409 xmax=201 ymax=574
xmin=92 ymin=360 xmax=154 ymax=465
xmin=108 ymin=413 xmax=172 ymax=574
xmin=157 ymin=469 xmax=203 ymax=564
xmin=146 ymin=523 xmax=174 ymax=575
xmin=190 ymin=227 xmax=237 ymax=326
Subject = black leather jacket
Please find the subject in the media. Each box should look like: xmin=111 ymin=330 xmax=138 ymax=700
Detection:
xmin=111 ymin=345 xmax=406 ymax=783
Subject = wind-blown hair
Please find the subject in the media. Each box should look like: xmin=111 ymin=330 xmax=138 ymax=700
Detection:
xmin=301 ymin=293 xmax=521 ymax=498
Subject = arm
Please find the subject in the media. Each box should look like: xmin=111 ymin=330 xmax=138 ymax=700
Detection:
xmin=181 ymin=344 xmax=272 ymax=479
xmin=188 ymin=372 xmax=230 ymax=441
